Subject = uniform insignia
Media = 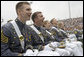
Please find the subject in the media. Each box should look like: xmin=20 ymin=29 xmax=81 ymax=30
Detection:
xmin=38 ymin=33 xmax=46 ymax=38
xmin=29 ymin=35 xmax=31 ymax=41
xmin=51 ymin=31 xmax=56 ymax=35
xmin=74 ymin=31 xmax=77 ymax=34
xmin=58 ymin=42 xmax=66 ymax=48
xmin=26 ymin=32 xmax=31 ymax=41
xmin=19 ymin=35 xmax=24 ymax=41
xmin=1 ymin=30 xmax=8 ymax=43
xmin=38 ymin=33 xmax=43 ymax=36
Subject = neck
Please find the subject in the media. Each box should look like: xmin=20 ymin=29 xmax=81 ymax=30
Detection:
xmin=54 ymin=24 xmax=57 ymax=27
xmin=18 ymin=17 xmax=26 ymax=24
xmin=34 ymin=23 xmax=42 ymax=27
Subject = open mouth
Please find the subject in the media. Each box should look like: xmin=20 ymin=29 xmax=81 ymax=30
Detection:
xmin=27 ymin=13 xmax=31 ymax=17
xmin=28 ymin=15 xmax=31 ymax=17
xmin=42 ymin=20 xmax=44 ymax=22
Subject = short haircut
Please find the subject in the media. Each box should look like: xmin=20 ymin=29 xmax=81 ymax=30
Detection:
xmin=50 ymin=19 xmax=54 ymax=24
xmin=16 ymin=2 xmax=30 ymax=14
xmin=43 ymin=20 xmax=49 ymax=27
xmin=57 ymin=22 xmax=64 ymax=28
xmin=50 ymin=18 xmax=57 ymax=24
xmin=31 ymin=11 xmax=42 ymax=22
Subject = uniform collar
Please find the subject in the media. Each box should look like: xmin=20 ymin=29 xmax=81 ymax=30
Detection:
xmin=15 ymin=18 xmax=26 ymax=30
xmin=34 ymin=24 xmax=41 ymax=31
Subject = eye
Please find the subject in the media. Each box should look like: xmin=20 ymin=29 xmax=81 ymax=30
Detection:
xmin=41 ymin=15 xmax=43 ymax=17
xmin=26 ymin=8 xmax=31 ymax=11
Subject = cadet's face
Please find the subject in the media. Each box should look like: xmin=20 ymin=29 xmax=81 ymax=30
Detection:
xmin=52 ymin=19 xmax=57 ymax=26
xmin=20 ymin=4 xmax=32 ymax=21
xmin=58 ymin=22 xmax=64 ymax=29
xmin=36 ymin=13 xmax=45 ymax=25
xmin=60 ymin=22 xmax=64 ymax=28
xmin=45 ymin=22 xmax=52 ymax=29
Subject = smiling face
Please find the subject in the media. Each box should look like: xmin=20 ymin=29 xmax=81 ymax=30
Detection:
xmin=17 ymin=4 xmax=32 ymax=23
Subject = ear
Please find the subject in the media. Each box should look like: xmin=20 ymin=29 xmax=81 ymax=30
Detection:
xmin=34 ymin=18 xmax=38 ymax=23
xmin=34 ymin=18 xmax=36 ymax=23
xmin=17 ymin=9 xmax=21 ymax=15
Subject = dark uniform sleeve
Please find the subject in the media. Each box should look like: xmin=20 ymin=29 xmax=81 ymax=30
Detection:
xmin=31 ymin=31 xmax=43 ymax=49
xmin=1 ymin=25 xmax=22 ymax=56
xmin=31 ymin=35 xmax=44 ymax=51
xmin=40 ymin=27 xmax=53 ymax=45
xmin=28 ymin=27 xmax=43 ymax=49
xmin=51 ymin=28 xmax=63 ymax=42
xmin=61 ymin=30 xmax=68 ymax=38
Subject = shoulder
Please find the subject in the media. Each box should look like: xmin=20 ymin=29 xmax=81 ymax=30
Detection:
xmin=51 ymin=27 xmax=59 ymax=32
xmin=1 ymin=22 xmax=14 ymax=37
xmin=40 ymin=27 xmax=46 ymax=31
xmin=2 ymin=22 xmax=13 ymax=30
xmin=25 ymin=25 xmax=38 ymax=35
xmin=1 ymin=22 xmax=12 ymax=44
xmin=25 ymin=25 xmax=34 ymax=31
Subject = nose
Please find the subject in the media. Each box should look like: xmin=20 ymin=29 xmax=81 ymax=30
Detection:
xmin=28 ymin=9 xmax=32 ymax=14
xmin=29 ymin=11 xmax=32 ymax=15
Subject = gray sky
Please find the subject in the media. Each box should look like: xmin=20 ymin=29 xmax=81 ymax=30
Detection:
xmin=1 ymin=1 xmax=83 ymax=25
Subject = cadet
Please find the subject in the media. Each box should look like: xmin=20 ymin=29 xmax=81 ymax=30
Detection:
xmin=43 ymin=20 xmax=74 ymax=56
xmin=50 ymin=19 xmax=68 ymax=41
xmin=43 ymin=20 xmax=62 ymax=42
xmin=31 ymin=11 xmax=54 ymax=45
xmin=1 ymin=2 xmax=43 ymax=56
xmin=31 ymin=11 xmax=72 ymax=56
xmin=50 ymin=18 xmax=83 ymax=56
xmin=50 ymin=18 xmax=58 ymax=28
xmin=74 ymin=29 xmax=82 ymax=40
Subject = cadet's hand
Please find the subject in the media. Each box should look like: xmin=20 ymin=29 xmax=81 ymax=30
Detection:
xmin=38 ymin=45 xmax=45 ymax=51
xmin=23 ymin=49 xmax=34 ymax=56
xmin=18 ymin=53 xmax=23 ymax=56
xmin=26 ymin=45 xmax=34 ymax=52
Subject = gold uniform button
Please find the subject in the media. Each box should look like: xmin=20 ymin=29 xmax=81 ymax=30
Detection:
xmin=12 ymin=42 xmax=14 ymax=44
xmin=23 ymin=33 xmax=25 ymax=35
xmin=14 ymin=37 xmax=16 ymax=39
xmin=18 ymin=53 xmax=22 ymax=56
xmin=14 ymin=32 xmax=16 ymax=34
